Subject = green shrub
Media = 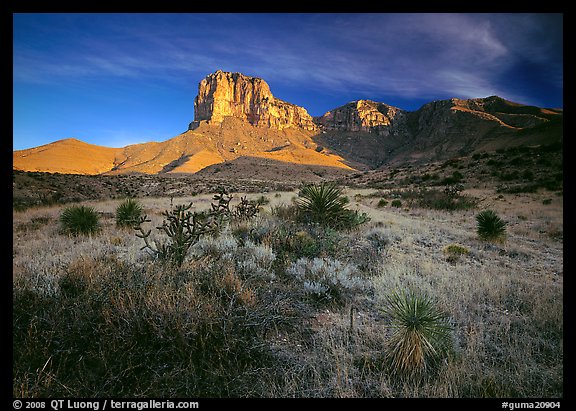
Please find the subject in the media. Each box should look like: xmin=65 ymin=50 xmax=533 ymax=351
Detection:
xmin=115 ymin=198 xmax=143 ymax=228
xmin=382 ymin=290 xmax=453 ymax=380
xmin=443 ymin=244 xmax=470 ymax=264
xmin=391 ymin=199 xmax=402 ymax=208
xmin=377 ymin=199 xmax=388 ymax=208
xmin=444 ymin=244 xmax=469 ymax=256
xmin=476 ymin=210 xmax=507 ymax=242
xmin=59 ymin=205 xmax=100 ymax=236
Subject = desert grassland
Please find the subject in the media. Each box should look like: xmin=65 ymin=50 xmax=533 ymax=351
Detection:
xmin=13 ymin=187 xmax=563 ymax=398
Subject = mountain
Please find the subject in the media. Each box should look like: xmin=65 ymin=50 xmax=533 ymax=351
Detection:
xmin=314 ymin=95 xmax=563 ymax=168
xmin=190 ymin=70 xmax=318 ymax=131
xmin=13 ymin=71 xmax=562 ymax=176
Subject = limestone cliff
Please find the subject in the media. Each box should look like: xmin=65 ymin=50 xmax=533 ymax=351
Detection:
xmin=189 ymin=70 xmax=317 ymax=131
xmin=314 ymin=99 xmax=406 ymax=135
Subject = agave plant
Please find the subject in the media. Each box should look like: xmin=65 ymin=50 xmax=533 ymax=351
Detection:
xmin=382 ymin=289 xmax=453 ymax=380
xmin=59 ymin=205 xmax=100 ymax=236
xmin=476 ymin=209 xmax=507 ymax=242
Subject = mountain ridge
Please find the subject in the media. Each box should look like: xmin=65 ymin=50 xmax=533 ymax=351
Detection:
xmin=13 ymin=71 xmax=562 ymax=176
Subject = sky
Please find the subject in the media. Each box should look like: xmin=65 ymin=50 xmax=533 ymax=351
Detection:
xmin=13 ymin=13 xmax=563 ymax=151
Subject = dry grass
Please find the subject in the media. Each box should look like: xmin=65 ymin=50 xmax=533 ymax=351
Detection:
xmin=13 ymin=184 xmax=563 ymax=398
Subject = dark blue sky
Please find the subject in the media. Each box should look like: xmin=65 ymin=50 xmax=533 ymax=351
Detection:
xmin=13 ymin=13 xmax=563 ymax=150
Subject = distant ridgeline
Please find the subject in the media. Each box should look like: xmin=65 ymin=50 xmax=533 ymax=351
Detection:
xmin=13 ymin=70 xmax=562 ymax=175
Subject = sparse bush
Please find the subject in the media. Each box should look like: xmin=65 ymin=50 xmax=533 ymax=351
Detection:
xmin=59 ymin=205 xmax=100 ymax=236
xmin=255 ymin=195 xmax=270 ymax=205
xmin=385 ymin=187 xmax=477 ymax=211
xmin=377 ymin=199 xmax=388 ymax=208
xmin=443 ymin=243 xmax=470 ymax=263
xmin=287 ymin=257 xmax=367 ymax=305
xmin=391 ymin=199 xmax=402 ymax=208
xmin=115 ymin=198 xmax=143 ymax=228
xmin=476 ymin=209 xmax=507 ymax=242
xmin=381 ymin=289 xmax=453 ymax=380
xmin=15 ymin=216 xmax=51 ymax=232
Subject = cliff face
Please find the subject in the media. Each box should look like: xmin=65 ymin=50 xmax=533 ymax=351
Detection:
xmin=189 ymin=70 xmax=317 ymax=131
xmin=314 ymin=99 xmax=406 ymax=135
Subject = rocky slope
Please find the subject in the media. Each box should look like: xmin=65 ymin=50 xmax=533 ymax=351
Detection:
xmin=313 ymin=95 xmax=562 ymax=168
xmin=13 ymin=71 xmax=562 ymax=176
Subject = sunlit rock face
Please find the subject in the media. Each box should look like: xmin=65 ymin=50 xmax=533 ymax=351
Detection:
xmin=314 ymin=99 xmax=407 ymax=135
xmin=190 ymin=70 xmax=318 ymax=131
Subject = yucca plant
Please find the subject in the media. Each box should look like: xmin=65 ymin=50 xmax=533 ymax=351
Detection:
xmin=59 ymin=205 xmax=100 ymax=236
xmin=476 ymin=209 xmax=507 ymax=242
xmin=382 ymin=290 xmax=453 ymax=380
xmin=116 ymin=198 xmax=143 ymax=228
xmin=296 ymin=182 xmax=368 ymax=229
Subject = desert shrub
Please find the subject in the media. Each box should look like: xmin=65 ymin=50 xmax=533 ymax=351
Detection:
xmin=270 ymin=203 xmax=300 ymax=221
xmin=59 ymin=205 xmax=100 ymax=236
xmin=339 ymin=227 xmax=397 ymax=275
xmin=286 ymin=257 xmax=367 ymax=306
xmin=115 ymin=198 xmax=143 ymax=228
xmin=192 ymin=232 xmax=276 ymax=281
xmin=381 ymin=289 xmax=453 ymax=380
xmin=295 ymin=182 xmax=369 ymax=229
xmin=377 ymin=187 xmax=478 ymax=211
xmin=265 ymin=222 xmax=342 ymax=264
xmin=15 ymin=216 xmax=51 ymax=232
xmin=522 ymin=170 xmax=535 ymax=181
xmin=13 ymin=255 xmax=288 ymax=397
xmin=443 ymin=244 xmax=470 ymax=264
xmin=377 ymin=199 xmax=388 ymax=208
xmin=417 ymin=184 xmax=477 ymax=211
xmin=437 ymin=170 xmax=464 ymax=185
xmin=255 ymin=195 xmax=270 ymax=205
xmin=476 ymin=210 xmax=507 ymax=242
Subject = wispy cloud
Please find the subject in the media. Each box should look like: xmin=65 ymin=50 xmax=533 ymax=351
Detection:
xmin=13 ymin=13 xmax=562 ymax=106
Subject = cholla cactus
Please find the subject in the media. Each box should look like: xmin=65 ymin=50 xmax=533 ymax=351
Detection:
xmin=134 ymin=202 xmax=217 ymax=267
xmin=234 ymin=196 xmax=262 ymax=221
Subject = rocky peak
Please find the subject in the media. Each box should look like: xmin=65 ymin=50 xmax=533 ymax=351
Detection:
xmin=189 ymin=70 xmax=317 ymax=131
xmin=314 ymin=99 xmax=406 ymax=135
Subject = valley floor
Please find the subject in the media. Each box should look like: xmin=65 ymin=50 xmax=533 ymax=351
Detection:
xmin=12 ymin=183 xmax=563 ymax=398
